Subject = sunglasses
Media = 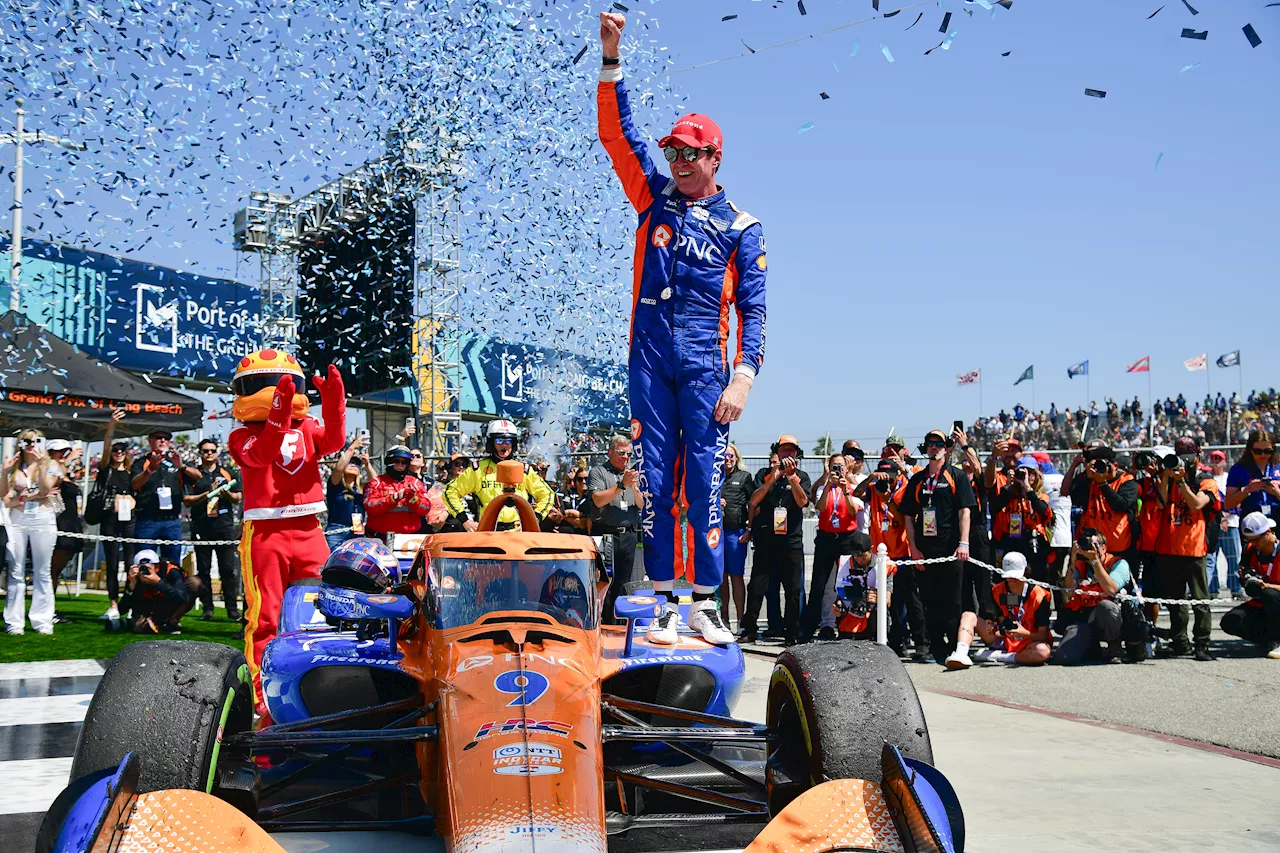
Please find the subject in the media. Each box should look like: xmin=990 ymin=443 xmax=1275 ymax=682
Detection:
xmin=201 ymin=448 xmax=219 ymax=453
xmin=411 ymin=452 xmax=424 ymax=458
xmin=1253 ymin=447 xmax=1273 ymax=455
xmin=847 ymin=450 xmax=865 ymax=461
xmin=924 ymin=440 xmax=947 ymax=448
xmin=112 ymin=448 xmax=127 ymax=453
xmin=493 ymin=437 xmax=514 ymax=445
xmin=663 ymin=145 xmax=716 ymax=163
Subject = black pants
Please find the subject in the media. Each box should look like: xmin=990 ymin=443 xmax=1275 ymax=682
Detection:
xmin=193 ymin=528 xmax=240 ymax=614
xmin=599 ymin=528 xmax=637 ymax=623
xmin=798 ymin=530 xmax=852 ymax=641
xmin=890 ymin=562 xmax=927 ymax=652
xmin=1154 ymin=553 xmax=1211 ymax=648
xmin=101 ymin=519 xmax=136 ymax=601
xmin=742 ymin=535 xmax=804 ymax=643
xmin=1220 ymin=589 xmax=1280 ymax=646
xmin=918 ymin=551 xmax=964 ymax=659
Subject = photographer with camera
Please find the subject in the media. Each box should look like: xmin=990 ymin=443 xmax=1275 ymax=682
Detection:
xmin=946 ymin=552 xmax=1052 ymax=669
xmin=325 ymin=435 xmax=376 ymax=550
xmin=857 ymin=456 xmax=919 ymax=656
xmin=183 ymin=439 xmax=243 ymax=622
xmin=832 ymin=532 xmax=894 ymax=639
xmin=738 ymin=435 xmax=810 ymax=646
xmin=983 ymin=436 xmax=1023 ymax=495
xmin=899 ymin=428 xmax=977 ymax=663
xmin=990 ymin=456 xmax=1053 ymax=583
xmin=1062 ymin=438 xmax=1139 ymax=564
xmin=112 ymin=549 xmax=201 ymax=634
xmin=1220 ymin=512 xmax=1280 ymax=657
xmin=798 ymin=453 xmax=865 ymax=643
xmin=1151 ymin=436 xmax=1220 ymax=661
xmin=1055 ymin=529 xmax=1133 ymax=664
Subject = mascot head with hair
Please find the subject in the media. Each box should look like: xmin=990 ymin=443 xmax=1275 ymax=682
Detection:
xmin=233 ymin=349 xmax=310 ymax=423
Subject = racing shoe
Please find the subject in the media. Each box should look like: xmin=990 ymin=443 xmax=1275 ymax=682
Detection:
xmin=646 ymin=603 xmax=681 ymax=645
xmin=688 ymin=600 xmax=735 ymax=645
xmin=944 ymin=650 xmax=972 ymax=670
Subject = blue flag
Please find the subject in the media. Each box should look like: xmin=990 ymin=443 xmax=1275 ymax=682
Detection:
xmin=1067 ymin=360 xmax=1089 ymax=378
xmin=1216 ymin=350 xmax=1240 ymax=368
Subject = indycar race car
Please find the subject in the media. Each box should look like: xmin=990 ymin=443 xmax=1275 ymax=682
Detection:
xmin=39 ymin=461 xmax=964 ymax=853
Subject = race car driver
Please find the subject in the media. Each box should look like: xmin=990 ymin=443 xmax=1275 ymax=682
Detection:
xmin=364 ymin=445 xmax=433 ymax=538
xmin=228 ymin=349 xmax=346 ymax=713
xmin=443 ymin=419 xmax=553 ymax=531
xmin=597 ymin=12 xmax=766 ymax=646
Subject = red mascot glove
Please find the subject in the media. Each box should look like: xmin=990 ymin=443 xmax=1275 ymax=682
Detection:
xmin=267 ymin=375 xmax=296 ymax=431
xmin=312 ymin=364 xmax=345 ymax=406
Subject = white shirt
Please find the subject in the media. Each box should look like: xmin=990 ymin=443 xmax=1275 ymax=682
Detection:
xmin=1041 ymin=471 xmax=1073 ymax=548
xmin=1215 ymin=471 xmax=1238 ymax=527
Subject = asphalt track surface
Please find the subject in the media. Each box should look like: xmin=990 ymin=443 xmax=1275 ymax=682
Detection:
xmin=3 ymin=642 xmax=1278 ymax=852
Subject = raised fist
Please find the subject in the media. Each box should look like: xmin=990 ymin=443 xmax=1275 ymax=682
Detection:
xmin=599 ymin=11 xmax=625 ymax=55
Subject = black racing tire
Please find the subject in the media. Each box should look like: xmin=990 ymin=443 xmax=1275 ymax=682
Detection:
xmin=70 ymin=641 xmax=253 ymax=795
xmin=764 ymin=641 xmax=933 ymax=815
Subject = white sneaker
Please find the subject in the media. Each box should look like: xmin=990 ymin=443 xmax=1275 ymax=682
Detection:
xmin=646 ymin=603 xmax=681 ymax=645
xmin=944 ymin=650 xmax=972 ymax=670
xmin=688 ymin=600 xmax=735 ymax=645
xmin=1267 ymin=646 xmax=1280 ymax=660
xmin=103 ymin=604 xmax=120 ymax=620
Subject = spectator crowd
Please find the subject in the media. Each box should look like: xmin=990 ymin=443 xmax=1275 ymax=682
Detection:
xmin=3 ymin=396 xmax=1278 ymax=668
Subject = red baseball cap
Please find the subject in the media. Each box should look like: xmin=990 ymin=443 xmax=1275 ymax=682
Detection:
xmin=659 ymin=113 xmax=723 ymax=151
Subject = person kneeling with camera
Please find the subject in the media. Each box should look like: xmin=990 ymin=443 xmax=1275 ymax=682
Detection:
xmin=1054 ymin=530 xmax=1133 ymax=664
xmin=1220 ymin=511 xmax=1280 ymax=658
xmin=110 ymin=549 xmax=201 ymax=634
xmin=832 ymin=532 xmax=894 ymax=640
xmin=945 ymin=552 xmax=1052 ymax=669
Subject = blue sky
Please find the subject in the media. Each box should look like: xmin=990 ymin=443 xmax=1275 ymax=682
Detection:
xmin=8 ymin=0 xmax=1276 ymax=455
xmin=635 ymin=0 xmax=1276 ymax=452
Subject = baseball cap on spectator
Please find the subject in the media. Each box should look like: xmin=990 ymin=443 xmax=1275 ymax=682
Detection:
xmin=848 ymin=531 xmax=874 ymax=554
xmin=149 ymin=428 xmax=172 ymax=440
xmin=450 ymin=452 xmax=469 ymax=463
xmin=46 ymin=439 xmax=72 ymax=453
xmin=1209 ymin=450 xmax=1226 ymax=462
xmin=923 ymin=429 xmax=948 ymax=444
xmin=1173 ymin=436 xmax=1200 ymax=455
xmin=1005 ymin=437 xmax=1023 ymax=451
xmin=885 ymin=433 xmax=905 ymax=449
xmin=133 ymin=549 xmax=160 ymax=566
xmin=1082 ymin=438 xmax=1114 ymax=461
xmin=774 ymin=434 xmax=801 ymax=451
xmin=1241 ymin=511 xmax=1277 ymax=539
xmin=1016 ymin=456 xmax=1039 ymax=470
xmin=1001 ymin=552 xmax=1028 ymax=579
xmin=875 ymin=459 xmax=897 ymax=475
xmin=1152 ymin=445 xmax=1175 ymax=459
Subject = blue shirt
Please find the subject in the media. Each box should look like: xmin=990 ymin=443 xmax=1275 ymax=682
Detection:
xmin=1225 ymin=461 xmax=1280 ymax=518
xmin=325 ymin=480 xmax=364 ymax=530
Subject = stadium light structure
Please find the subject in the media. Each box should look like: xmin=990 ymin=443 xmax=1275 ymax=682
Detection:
xmin=1 ymin=98 xmax=88 ymax=313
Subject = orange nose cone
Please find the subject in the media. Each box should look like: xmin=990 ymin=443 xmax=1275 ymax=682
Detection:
xmin=496 ymin=460 xmax=525 ymax=486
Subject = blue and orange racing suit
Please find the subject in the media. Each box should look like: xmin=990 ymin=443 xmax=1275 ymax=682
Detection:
xmin=597 ymin=67 xmax=766 ymax=589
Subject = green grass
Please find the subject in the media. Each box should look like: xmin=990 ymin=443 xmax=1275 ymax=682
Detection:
xmin=0 ymin=593 xmax=243 ymax=664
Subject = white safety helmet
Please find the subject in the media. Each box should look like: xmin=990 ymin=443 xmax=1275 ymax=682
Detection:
xmin=485 ymin=418 xmax=520 ymax=456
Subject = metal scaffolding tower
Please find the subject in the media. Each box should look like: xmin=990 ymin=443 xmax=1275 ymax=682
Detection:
xmin=233 ymin=126 xmax=466 ymax=455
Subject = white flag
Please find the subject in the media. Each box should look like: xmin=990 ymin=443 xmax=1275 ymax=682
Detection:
xmin=1184 ymin=353 xmax=1207 ymax=371
xmin=956 ymin=370 xmax=981 ymax=386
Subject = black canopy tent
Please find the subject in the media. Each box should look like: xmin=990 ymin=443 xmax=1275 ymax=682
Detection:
xmin=0 ymin=312 xmax=203 ymax=441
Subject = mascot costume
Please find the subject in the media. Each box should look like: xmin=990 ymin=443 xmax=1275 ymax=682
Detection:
xmin=229 ymin=349 xmax=346 ymax=713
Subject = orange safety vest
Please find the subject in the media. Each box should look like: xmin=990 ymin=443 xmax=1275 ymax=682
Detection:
xmin=992 ymin=491 xmax=1052 ymax=542
xmin=869 ymin=482 xmax=910 ymax=558
xmin=1064 ymin=553 xmax=1123 ymax=612
xmin=990 ymin=580 xmax=1050 ymax=654
xmin=1136 ymin=478 xmax=1163 ymax=553
xmin=1079 ymin=472 xmax=1135 ymax=554
xmin=1241 ymin=541 xmax=1280 ymax=610
xmin=1154 ymin=477 xmax=1220 ymax=558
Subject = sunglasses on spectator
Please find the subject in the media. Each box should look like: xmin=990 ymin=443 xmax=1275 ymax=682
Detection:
xmin=201 ymin=447 xmax=219 ymax=453
xmin=663 ymin=145 xmax=716 ymax=163
xmin=112 ymin=448 xmax=126 ymax=453
xmin=846 ymin=449 xmax=865 ymax=461
xmin=575 ymin=475 xmax=588 ymax=482
xmin=924 ymin=440 xmax=947 ymax=448
xmin=411 ymin=452 xmax=423 ymax=458
xmin=1252 ymin=447 xmax=1273 ymax=455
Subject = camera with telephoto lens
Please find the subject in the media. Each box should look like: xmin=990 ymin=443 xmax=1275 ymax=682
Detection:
xmin=842 ymin=572 xmax=871 ymax=618
xmin=1090 ymin=459 xmax=1109 ymax=474
xmin=1076 ymin=534 xmax=1096 ymax=553
xmin=874 ymin=478 xmax=890 ymax=494
xmin=1161 ymin=454 xmax=1181 ymax=471
xmin=998 ymin=615 xmax=1019 ymax=633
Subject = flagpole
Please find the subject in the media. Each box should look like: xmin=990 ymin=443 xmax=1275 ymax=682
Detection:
xmin=1205 ymin=357 xmax=1211 ymax=399
xmin=979 ymin=369 xmax=984 ymax=420
xmin=1147 ymin=367 xmax=1154 ymax=446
